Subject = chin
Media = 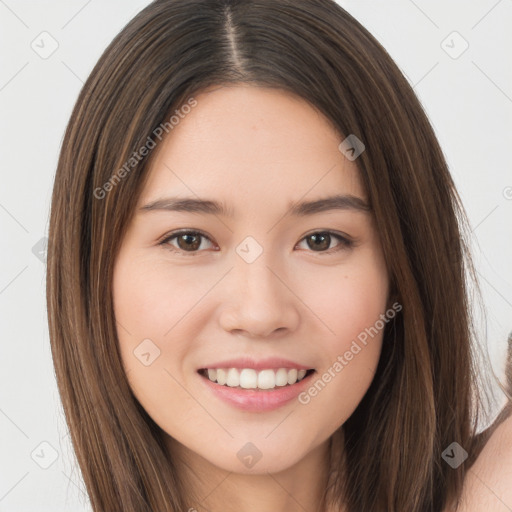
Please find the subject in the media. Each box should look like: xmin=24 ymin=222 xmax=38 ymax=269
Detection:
xmin=197 ymin=435 xmax=317 ymax=475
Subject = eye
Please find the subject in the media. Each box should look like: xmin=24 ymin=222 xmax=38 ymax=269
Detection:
xmin=295 ymin=231 xmax=354 ymax=254
xmin=158 ymin=229 xmax=354 ymax=255
xmin=159 ymin=230 xmax=216 ymax=255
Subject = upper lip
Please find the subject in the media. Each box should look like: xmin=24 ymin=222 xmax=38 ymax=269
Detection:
xmin=198 ymin=357 xmax=313 ymax=371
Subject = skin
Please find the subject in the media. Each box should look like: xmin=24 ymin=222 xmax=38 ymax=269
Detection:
xmin=454 ymin=414 xmax=512 ymax=511
xmin=112 ymin=83 xmax=391 ymax=512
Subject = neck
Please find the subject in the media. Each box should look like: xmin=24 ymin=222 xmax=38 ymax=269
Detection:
xmin=165 ymin=431 xmax=346 ymax=512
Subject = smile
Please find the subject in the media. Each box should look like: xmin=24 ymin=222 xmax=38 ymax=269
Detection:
xmin=197 ymin=367 xmax=317 ymax=412
xmin=198 ymin=367 xmax=314 ymax=390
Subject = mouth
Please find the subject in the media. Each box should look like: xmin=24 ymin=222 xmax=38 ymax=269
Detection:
xmin=197 ymin=367 xmax=316 ymax=391
xmin=197 ymin=366 xmax=317 ymax=412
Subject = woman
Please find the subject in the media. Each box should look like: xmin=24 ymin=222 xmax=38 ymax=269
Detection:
xmin=46 ymin=0 xmax=512 ymax=510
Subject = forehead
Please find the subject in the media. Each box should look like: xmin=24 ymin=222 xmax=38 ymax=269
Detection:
xmin=138 ymin=85 xmax=366 ymax=215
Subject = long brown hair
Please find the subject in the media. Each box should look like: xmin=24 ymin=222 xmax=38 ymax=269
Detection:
xmin=46 ymin=0 xmax=506 ymax=510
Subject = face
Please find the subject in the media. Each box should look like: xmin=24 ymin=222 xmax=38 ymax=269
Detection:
xmin=113 ymin=84 xmax=390 ymax=475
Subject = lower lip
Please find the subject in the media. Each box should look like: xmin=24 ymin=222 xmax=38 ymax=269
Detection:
xmin=198 ymin=370 xmax=315 ymax=412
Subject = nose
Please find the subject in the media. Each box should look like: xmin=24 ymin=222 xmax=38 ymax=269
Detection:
xmin=218 ymin=253 xmax=301 ymax=339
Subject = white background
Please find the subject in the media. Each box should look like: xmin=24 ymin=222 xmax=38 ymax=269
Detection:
xmin=0 ymin=1 xmax=511 ymax=510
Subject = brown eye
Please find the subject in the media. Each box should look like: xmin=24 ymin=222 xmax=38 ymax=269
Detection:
xmin=159 ymin=229 xmax=353 ymax=256
xmin=306 ymin=233 xmax=331 ymax=251
xmin=160 ymin=230 xmax=214 ymax=254
xmin=176 ymin=233 xmax=202 ymax=251
xmin=297 ymin=231 xmax=353 ymax=254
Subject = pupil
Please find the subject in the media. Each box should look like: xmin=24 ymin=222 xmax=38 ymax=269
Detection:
xmin=310 ymin=233 xmax=329 ymax=251
xmin=179 ymin=234 xmax=200 ymax=250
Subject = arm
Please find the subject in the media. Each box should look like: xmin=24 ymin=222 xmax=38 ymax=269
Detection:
xmin=455 ymin=332 xmax=512 ymax=511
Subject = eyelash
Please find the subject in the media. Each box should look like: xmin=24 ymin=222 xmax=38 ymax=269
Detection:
xmin=158 ymin=229 xmax=354 ymax=256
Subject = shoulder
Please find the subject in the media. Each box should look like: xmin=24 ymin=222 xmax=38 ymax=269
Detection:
xmin=450 ymin=334 xmax=512 ymax=511
xmin=455 ymin=411 xmax=512 ymax=511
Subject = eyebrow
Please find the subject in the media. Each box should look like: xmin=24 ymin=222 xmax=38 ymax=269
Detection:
xmin=138 ymin=194 xmax=371 ymax=217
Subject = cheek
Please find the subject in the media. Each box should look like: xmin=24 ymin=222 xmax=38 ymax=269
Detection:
xmin=112 ymin=256 xmax=205 ymax=428
xmin=113 ymin=256 xmax=208 ymax=348
xmin=298 ymin=249 xmax=389 ymax=348
xmin=294 ymin=250 xmax=389 ymax=427
xmin=112 ymin=256 xmax=182 ymax=383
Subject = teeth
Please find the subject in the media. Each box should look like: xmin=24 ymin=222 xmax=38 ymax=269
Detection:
xmin=287 ymin=368 xmax=298 ymax=385
xmin=203 ymin=367 xmax=311 ymax=389
xmin=226 ymin=368 xmax=239 ymax=387
xmin=275 ymin=368 xmax=288 ymax=387
xmin=216 ymin=369 xmax=227 ymax=385
xmin=258 ymin=369 xmax=275 ymax=389
xmin=240 ymin=369 xmax=257 ymax=389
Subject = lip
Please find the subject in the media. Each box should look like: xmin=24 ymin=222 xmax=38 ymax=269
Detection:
xmin=198 ymin=368 xmax=316 ymax=412
xmin=197 ymin=357 xmax=312 ymax=372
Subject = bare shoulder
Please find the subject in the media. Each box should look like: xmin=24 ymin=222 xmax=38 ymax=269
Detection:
xmin=455 ymin=412 xmax=512 ymax=511
xmin=448 ymin=335 xmax=512 ymax=511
